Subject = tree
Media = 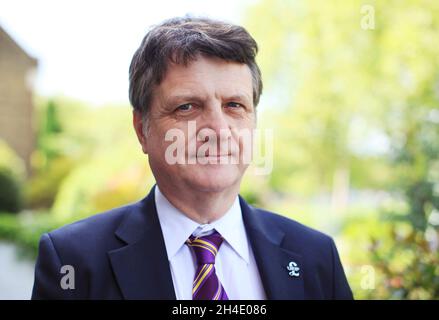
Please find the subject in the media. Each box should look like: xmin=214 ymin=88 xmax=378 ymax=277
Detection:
xmin=243 ymin=0 xmax=439 ymax=298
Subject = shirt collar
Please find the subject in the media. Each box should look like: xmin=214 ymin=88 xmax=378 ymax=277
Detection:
xmin=154 ymin=185 xmax=249 ymax=264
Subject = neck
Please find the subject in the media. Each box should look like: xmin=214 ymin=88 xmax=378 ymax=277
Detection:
xmin=156 ymin=182 xmax=240 ymax=224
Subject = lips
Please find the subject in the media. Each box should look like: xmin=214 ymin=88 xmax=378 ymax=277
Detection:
xmin=203 ymin=153 xmax=231 ymax=157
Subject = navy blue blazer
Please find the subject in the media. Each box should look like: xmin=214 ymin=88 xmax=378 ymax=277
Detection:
xmin=32 ymin=185 xmax=353 ymax=299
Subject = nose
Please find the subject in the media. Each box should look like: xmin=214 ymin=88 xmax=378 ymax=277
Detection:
xmin=199 ymin=101 xmax=231 ymax=138
xmin=196 ymin=101 xmax=233 ymax=154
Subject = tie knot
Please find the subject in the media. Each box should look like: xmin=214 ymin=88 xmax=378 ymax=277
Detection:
xmin=186 ymin=230 xmax=224 ymax=265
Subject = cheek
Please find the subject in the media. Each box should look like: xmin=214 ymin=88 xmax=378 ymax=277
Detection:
xmin=146 ymin=129 xmax=168 ymax=158
xmin=236 ymin=126 xmax=255 ymax=164
xmin=235 ymin=111 xmax=256 ymax=129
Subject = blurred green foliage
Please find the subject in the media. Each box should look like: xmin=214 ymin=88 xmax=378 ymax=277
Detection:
xmin=0 ymin=211 xmax=74 ymax=259
xmin=244 ymin=0 xmax=439 ymax=299
xmin=1 ymin=96 xmax=156 ymax=256
xmin=34 ymin=97 xmax=155 ymax=218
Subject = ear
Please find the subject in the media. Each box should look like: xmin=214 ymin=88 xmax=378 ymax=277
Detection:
xmin=132 ymin=110 xmax=148 ymax=154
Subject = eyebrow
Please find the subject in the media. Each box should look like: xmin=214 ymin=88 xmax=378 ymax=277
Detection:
xmin=165 ymin=93 xmax=252 ymax=106
xmin=165 ymin=94 xmax=204 ymax=105
xmin=226 ymin=94 xmax=252 ymax=104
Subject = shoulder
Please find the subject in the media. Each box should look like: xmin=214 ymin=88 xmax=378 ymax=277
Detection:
xmin=44 ymin=202 xmax=141 ymax=261
xmin=247 ymin=205 xmax=354 ymax=299
xmin=50 ymin=203 xmax=132 ymax=240
xmin=32 ymin=202 xmax=142 ymax=299
xmin=248 ymin=205 xmax=335 ymax=257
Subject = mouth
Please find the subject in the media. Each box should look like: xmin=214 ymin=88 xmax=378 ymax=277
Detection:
xmin=204 ymin=153 xmax=231 ymax=157
xmin=198 ymin=153 xmax=232 ymax=158
xmin=186 ymin=150 xmax=237 ymax=162
xmin=192 ymin=153 xmax=236 ymax=165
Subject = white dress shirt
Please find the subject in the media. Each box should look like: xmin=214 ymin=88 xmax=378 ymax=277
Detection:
xmin=154 ymin=185 xmax=266 ymax=300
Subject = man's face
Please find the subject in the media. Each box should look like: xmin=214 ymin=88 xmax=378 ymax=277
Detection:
xmin=134 ymin=54 xmax=256 ymax=193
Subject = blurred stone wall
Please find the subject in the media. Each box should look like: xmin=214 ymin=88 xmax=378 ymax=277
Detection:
xmin=0 ymin=26 xmax=37 ymax=175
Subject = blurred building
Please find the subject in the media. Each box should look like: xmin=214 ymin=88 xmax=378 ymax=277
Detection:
xmin=0 ymin=25 xmax=37 ymax=174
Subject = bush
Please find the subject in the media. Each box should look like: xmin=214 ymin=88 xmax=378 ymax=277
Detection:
xmin=0 ymin=140 xmax=25 ymax=213
xmin=368 ymin=223 xmax=439 ymax=299
xmin=25 ymin=156 xmax=76 ymax=209
xmin=0 ymin=170 xmax=23 ymax=213
xmin=0 ymin=211 xmax=67 ymax=258
xmin=52 ymin=147 xmax=154 ymax=220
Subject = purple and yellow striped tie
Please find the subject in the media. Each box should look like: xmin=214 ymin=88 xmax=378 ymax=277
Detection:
xmin=186 ymin=230 xmax=229 ymax=300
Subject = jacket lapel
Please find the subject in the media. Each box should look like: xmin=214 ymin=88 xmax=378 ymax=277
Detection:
xmin=108 ymin=186 xmax=176 ymax=299
xmin=240 ymin=196 xmax=305 ymax=300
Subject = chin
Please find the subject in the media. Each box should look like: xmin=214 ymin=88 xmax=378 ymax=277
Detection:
xmin=187 ymin=164 xmax=242 ymax=193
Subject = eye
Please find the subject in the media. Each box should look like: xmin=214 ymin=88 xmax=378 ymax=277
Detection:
xmin=226 ymin=102 xmax=244 ymax=109
xmin=176 ymin=103 xmax=193 ymax=112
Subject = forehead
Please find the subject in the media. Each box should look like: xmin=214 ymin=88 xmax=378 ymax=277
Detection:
xmin=156 ymin=55 xmax=253 ymax=102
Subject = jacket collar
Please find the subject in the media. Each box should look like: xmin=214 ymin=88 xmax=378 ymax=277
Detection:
xmin=108 ymin=185 xmax=176 ymax=299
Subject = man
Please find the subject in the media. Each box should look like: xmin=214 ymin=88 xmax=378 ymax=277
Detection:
xmin=32 ymin=16 xmax=353 ymax=300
